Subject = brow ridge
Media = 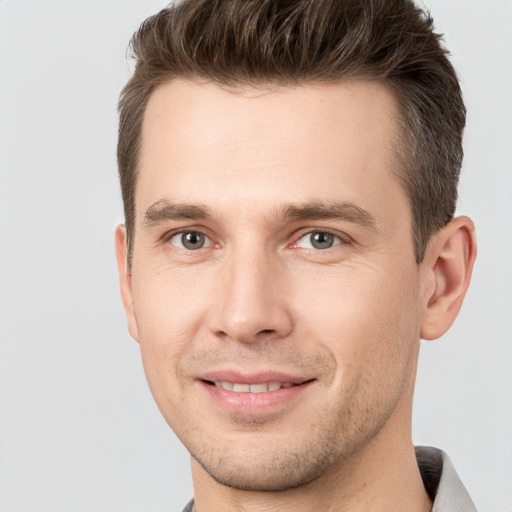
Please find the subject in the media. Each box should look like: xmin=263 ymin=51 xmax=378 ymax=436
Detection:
xmin=143 ymin=200 xmax=212 ymax=226
xmin=142 ymin=199 xmax=377 ymax=230
xmin=282 ymin=201 xmax=377 ymax=228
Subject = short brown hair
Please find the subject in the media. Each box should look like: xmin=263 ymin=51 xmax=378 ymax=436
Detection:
xmin=118 ymin=0 xmax=465 ymax=264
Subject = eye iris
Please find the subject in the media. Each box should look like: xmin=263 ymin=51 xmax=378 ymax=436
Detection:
xmin=182 ymin=232 xmax=205 ymax=250
xmin=311 ymin=232 xmax=334 ymax=249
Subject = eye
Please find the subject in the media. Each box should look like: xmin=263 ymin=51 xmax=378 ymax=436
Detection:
xmin=295 ymin=231 xmax=343 ymax=250
xmin=169 ymin=231 xmax=212 ymax=250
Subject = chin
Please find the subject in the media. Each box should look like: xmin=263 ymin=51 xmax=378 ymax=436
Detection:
xmin=187 ymin=426 xmax=357 ymax=493
xmin=196 ymin=450 xmax=331 ymax=492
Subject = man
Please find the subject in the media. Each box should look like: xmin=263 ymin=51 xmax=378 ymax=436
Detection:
xmin=114 ymin=0 xmax=477 ymax=510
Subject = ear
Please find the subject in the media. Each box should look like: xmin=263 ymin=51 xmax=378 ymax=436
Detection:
xmin=420 ymin=216 xmax=477 ymax=340
xmin=115 ymin=225 xmax=140 ymax=342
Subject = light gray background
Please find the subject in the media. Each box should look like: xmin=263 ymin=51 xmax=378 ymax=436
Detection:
xmin=0 ymin=1 xmax=510 ymax=511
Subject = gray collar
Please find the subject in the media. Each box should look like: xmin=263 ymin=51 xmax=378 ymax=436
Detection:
xmin=416 ymin=446 xmax=477 ymax=511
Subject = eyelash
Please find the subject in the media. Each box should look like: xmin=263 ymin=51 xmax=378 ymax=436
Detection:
xmin=165 ymin=229 xmax=215 ymax=251
xmin=164 ymin=228 xmax=350 ymax=252
xmin=292 ymin=229 xmax=346 ymax=251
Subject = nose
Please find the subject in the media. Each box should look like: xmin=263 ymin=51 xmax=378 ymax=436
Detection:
xmin=207 ymin=248 xmax=294 ymax=344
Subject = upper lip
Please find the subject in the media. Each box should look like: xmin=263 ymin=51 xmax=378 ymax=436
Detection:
xmin=200 ymin=370 xmax=313 ymax=385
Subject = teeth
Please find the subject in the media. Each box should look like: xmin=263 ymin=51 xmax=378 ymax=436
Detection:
xmin=232 ymin=383 xmax=250 ymax=392
xmin=249 ymin=383 xmax=268 ymax=393
xmin=214 ymin=381 xmax=296 ymax=393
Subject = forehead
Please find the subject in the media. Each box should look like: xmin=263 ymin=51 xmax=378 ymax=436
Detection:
xmin=137 ymin=79 xmax=407 ymax=228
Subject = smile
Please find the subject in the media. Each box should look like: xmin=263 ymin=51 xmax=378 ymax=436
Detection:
xmin=199 ymin=376 xmax=316 ymax=414
xmin=213 ymin=382 xmax=297 ymax=393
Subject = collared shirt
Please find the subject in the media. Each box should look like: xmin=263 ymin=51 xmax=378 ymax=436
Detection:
xmin=181 ymin=446 xmax=477 ymax=511
xmin=416 ymin=446 xmax=477 ymax=511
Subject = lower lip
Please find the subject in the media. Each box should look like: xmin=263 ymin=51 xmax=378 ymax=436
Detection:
xmin=200 ymin=380 xmax=314 ymax=414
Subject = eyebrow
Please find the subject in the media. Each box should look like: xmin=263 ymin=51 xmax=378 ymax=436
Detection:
xmin=143 ymin=200 xmax=212 ymax=226
xmin=143 ymin=199 xmax=377 ymax=230
xmin=281 ymin=201 xmax=377 ymax=228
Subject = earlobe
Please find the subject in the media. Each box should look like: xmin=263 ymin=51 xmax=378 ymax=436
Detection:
xmin=115 ymin=225 xmax=140 ymax=342
xmin=420 ymin=216 xmax=477 ymax=341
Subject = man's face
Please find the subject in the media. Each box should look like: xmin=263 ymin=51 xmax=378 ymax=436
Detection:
xmin=119 ymin=79 xmax=431 ymax=491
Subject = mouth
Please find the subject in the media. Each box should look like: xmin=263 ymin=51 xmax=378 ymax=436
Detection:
xmin=199 ymin=373 xmax=315 ymax=414
xmin=205 ymin=380 xmax=305 ymax=393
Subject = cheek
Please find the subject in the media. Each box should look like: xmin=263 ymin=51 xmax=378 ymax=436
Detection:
xmin=131 ymin=269 xmax=207 ymax=396
xmin=298 ymin=264 xmax=421 ymax=432
xmin=296 ymin=262 xmax=421 ymax=372
xmin=133 ymin=264 xmax=206 ymax=338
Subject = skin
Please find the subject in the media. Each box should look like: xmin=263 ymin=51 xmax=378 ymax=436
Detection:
xmin=116 ymin=79 xmax=476 ymax=511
